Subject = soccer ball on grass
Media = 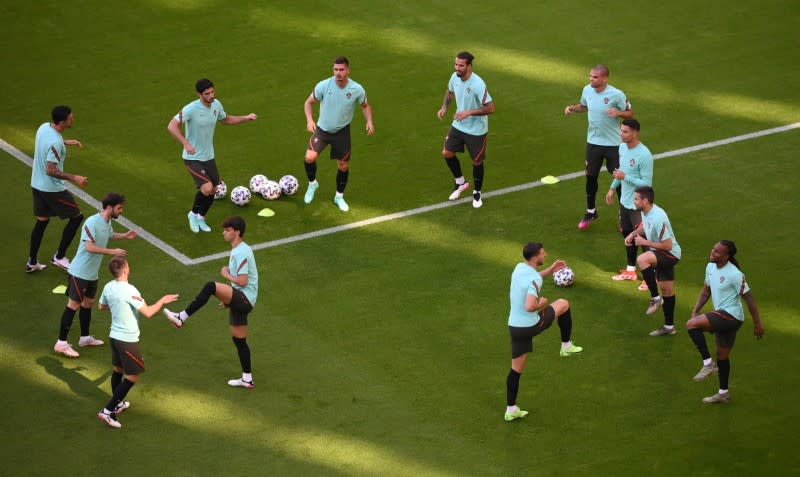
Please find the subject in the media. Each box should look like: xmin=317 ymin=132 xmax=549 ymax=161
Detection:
xmin=278 ymin=175 xmax=299 ymax=195
xmin=230 ymin=186 xmax=251 ymax=206
xmin=249 ymin=174 xmax=268 ymax=194
xmin=261 ymin=180 xmax=282 ymax=200
xmin=553 ymin=266 xmax=575 ymax=287
xmin=214 ymin=180 xmax=227 ymax=200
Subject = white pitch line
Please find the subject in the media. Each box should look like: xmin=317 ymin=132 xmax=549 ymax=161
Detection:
xmin=4 ymin=122 xmax=798 ymax=266
xmin=0 ymin=137 xmax=195 ymax=265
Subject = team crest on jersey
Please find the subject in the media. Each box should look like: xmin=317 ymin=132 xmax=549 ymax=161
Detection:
xmin=719 ymin=276 xmax=725 ymax=283
xmin=630 ymin=159 xmax=635 ymax=166
xmin=603 ymin=98 xmax=609 ymax=104
xmin=346 ymin=92 xmax=352 ymax=99
xmin=466 ymin=87 xmax=472 ymax=95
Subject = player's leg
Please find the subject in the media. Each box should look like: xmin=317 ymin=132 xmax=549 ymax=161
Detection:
xmin=163 ymin=281 xmax=232 ymax=328
xmin=613 ymin=207 xmax=640 ymax=281
xmin=51 ymin=191 xmax=82 ymax=270
xmin=195 ymin=160 xmax=220 ymax=232
xmin=550 ymin=300 xmax=583 ymax=356
xmin=637 ymin=251 xmax=663 ymax=314
xmin=702 ymin=315 xmax=740 ymax=403
xmin=77 ymin=285 xmax=104 ymax=347
xmin=604 ymin=146 xmax=622 ymax=201
xmin=649 ymin=265 xmax=677 ymax=335
xmin=686 ymin=313 xmax=716 ymax=381
xmin=579 ymin=144 xmax=603 ymax=229
xmin=505 ymin=326 xmax=530 ymax=421
xmin=54 ymin=293 xmax=82 ymax=357
xmin=98 ymin=340 xmax=143 ymax=428
xmin=330 ymin=128 xmax=352 ymax=212
xmin=443 ymin=127 xmax=470 ymax=200
xmin=465 ymin=133 xmax=488 ymax=208
xmin=227 ymin=290 xmax=254 ymax=388
xmin=185 ymin=160 xmax=213 ymax=233
xmin=304 ymin=129 xmax=330 ymax=204
xmin=28 ymin=190 xmax=52 ymax=271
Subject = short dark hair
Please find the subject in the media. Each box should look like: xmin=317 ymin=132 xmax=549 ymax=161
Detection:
xmin=222 ymin=215 xmax=246 ymax=237
xmin=108 ymin=255 xmax=127 ymax=278
xmin=592 ymin=64 xmax=610 ymax=77
xmin=195 ymin=78 xmax=214 ymax=93
xmin=456 ymin=51 xmax=474 ymax=65
xmin=635 ymin=185 xmax=654 ymax=204
xmin=622 ymin=118 xmax=640 ymax=131
xmin=51 ymin=105 xmax=72 ymax=123
xmin=522 ymin=242 xmax=544 ymax=261
xmin=334 ymin=56 xmax=349 ymax=66
xmin=101 ymin=192 xmax=125 ymax=209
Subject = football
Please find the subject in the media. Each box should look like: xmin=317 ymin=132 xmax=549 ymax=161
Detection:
xmin=261 ymin=180 xmax=282 ymax=200
xmin=553 ymin=266 xmax=575 ymax=287
xmin=214 ymin=180 xmax=227 ymax=200
xmin=278 ymin=175 xmax=299 ymax=195
xmin=230 ymin=186 xmax=251 ymax=206
xmin=249 ymin=174 xmax=268 ymax=194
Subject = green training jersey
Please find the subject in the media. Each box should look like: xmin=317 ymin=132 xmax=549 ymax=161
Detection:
xmin=31 ymin=123 xmax=67 ymax=192
xmin=508 ymin=262 xmax=543 ymax=328
xmin=100 ymin=280 xmax=144 ymax=343
xmin=448 ymin=72 xmax=492 ymax=136
xmin=68 ymin=212 xmax=113 ymax=281
xmin=641 ymin=204 xmax=682 ymax=259
xmin=611 ymin=142 xmax=654 ymax=210
xmin=230 ymin=241 xmax=259 ymax=305
xmin=173 ymin=99 xmax=227 ymax=162
xmin=580 ymin=84 xmax=630 ymax=146
xmin=313 ymin=77 xmax=366 ymax=133
xmin=705 ymin=261 xmax=750 ymax=322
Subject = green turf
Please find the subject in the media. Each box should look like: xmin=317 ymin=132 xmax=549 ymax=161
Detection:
xmin=2 ymin=1 xmax=799 ymax=475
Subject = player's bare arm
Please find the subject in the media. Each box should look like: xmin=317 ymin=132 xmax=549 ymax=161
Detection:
xmin=222 ymin=113 xmax=257 ymax=125
xmin=361 ymin=101 xmax=374 ymax=135
xmin=742 ymin=291 xmax=764 ymax=338
xmin=691 ymin=284 xmax=712 ymax=317
xmin=64 ymin=139 xmax=83 ymax=148
xmin=167 ymin=118 xmax=195 ymax=155
xmin=45 ymin=161 xmax=88 ymax=187
xmin=564 ymin=104 xmax=587 ymax=115
xmin=304 ymin=93 xmax=318 ymax=133
xmin=437 ymin=91 xmax=454 ymax=119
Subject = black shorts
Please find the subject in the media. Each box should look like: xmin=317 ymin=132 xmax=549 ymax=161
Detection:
xmin=619 ymin=205 xmax=642 ymax=235
xmin=32 ymin=188 xmax=81 ymax=219
xmin=706 ymin=310 xmax=743 ymax=349
xmin=308 ymin=125 xmax=352 ymax=161
xmin=584 ymin=143 xmax=619 ymax=176
xmin=110 ymin=338 xmax=146 ymax=375
xmin=509 ymin=306 xmax=557 ymax=358
xmin=184 ymin=159 xmax=221 ymax=188
xmin=444 ymin=126 xmax=487 ymax=162
xmin=228 ymin=288 xmax=254 ymax=326
xmin=67 ymin=274 xmax=98 ymax=302
xmin=651 ymin=250 xmax=680 ymax=281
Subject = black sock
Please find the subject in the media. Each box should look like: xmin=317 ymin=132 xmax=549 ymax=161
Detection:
xmin=623 ymin=232 xmax=638 ymax=267
xmin=445 ymin=155 xmax=462 ymax=179
xmin=336 ymin=169 xmax=349 ymax=194
xmin=232 ymin=336 xmax=252 ymax=374
xmin=111 ymin=371 xmax=123 ymax=393
xmin=718 ymin=358 xmax=730 ymax=390
xmin=198 ymin=192 xmax=214 ymax=217
xmin=105 ymin=378 xmax=135 ymax=412
xmin=78 ymin=306 xmax=92 ymax=337
xmin=558 ymin=308 xmax=573 ymax=342
xmin=662 ymin=295 xmax=676 ymax=326
xmin=472 ymin=163 xmax=484 ymax=192
xmin=506 ymin=369 xmax=521 ymax=406
xmin=29 ymin=219 xmax=50 ymax=264
xmin=585 ymin=175 xmax=599 ymax=210
xmin=185 ymin=281 xmax=216 ymax=316
xmin=641 ymin=266 xmax=659 ymax=297
xmin=191 ymin=191 xmax=205 ymax=215
xmin=58 ymin=307 xmax=77 ymax=341
xmin=304 ymin=161 xmax=317 ymax=182
xmin=688 ymin=328 xmax=711 ymax=360
xmin=57 ymin=214 xmax=82 ymax=259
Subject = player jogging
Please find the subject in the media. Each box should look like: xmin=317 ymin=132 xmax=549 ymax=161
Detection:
xmin=96 ymin=256 xmax=178 ymax=428
xmin=685 ymin=240 xmax=764 ymax=404
xmin=437 ymin=51 xmax=494 ymax=208
xmin=164 ymin=216 xmax=259 ymax=388
xmin=302 ymin=56 xmax=374 ymax=213
xmin=504 ymin=242 xmax=583 ymax=422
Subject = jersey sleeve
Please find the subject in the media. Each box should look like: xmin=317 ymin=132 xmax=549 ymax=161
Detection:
xmin=99 ymin=286 xmax=109 ymax=306
xmin=735 ymin=270 xmax=751 ymax=296
xmin=625 ymin=151 xmax=654 ymax=188
xmin=80 ymin=218 xmax=97 ymax=244
xmin=615 ymin=91 xmax=631 ymax=111
xmin=479 ymin=78 xmax=493 ymax=105
xmin=580 ymin=86 xmax=588 ymax=107
xmin=526 ymin=278 xmax=540 ymax=298
xmin=313 ymin=80 xmax=326 ymax=101
xmin=174 ymin=104 xmax=191 ymax=124
xmin=45 ymin=141 xmax=62 ymax=165
xmin=124 ymin=285 xmax=145 ymax=314
xmin=655 ymin=216 xmax=675 ymax=243
xmin=447 ymin=75 xmax=456 ymax=94
xmin=357 ymin=85 xmax=367 ymax=105
xmin=215 ymin=100 xmax=227 ymax=121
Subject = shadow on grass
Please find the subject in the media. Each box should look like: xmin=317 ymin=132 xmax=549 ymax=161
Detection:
xmin=36 ymin=356 xmax=110 ymax=401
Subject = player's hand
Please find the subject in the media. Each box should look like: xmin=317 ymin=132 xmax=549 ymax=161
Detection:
xmin=564 ymin=105 xmax=574 ymax=115
xmin=437 ymin=107 xmax=447 ymax=120
xmin=125 ymin=230 xmax=138 ymax=240
xmin=365 ymin=121 xmax=375 ymax=136
xmin=306 ymin=120 xmax=317 ymax=133
xmin=221 ymin=266 xmax=230 ymax=279
xmin=454 ymin=110 xmax=471 ymax=121
xmin=245 ymin=113 xmax=257 ymax=121
xmin=754 ymin=322 xmax=765 ymax=340
xmin=606 ymin=108 xmax=621 ymax=117
xmin=633 ymin=236 xmax=647 ymax=246
xmin=64 ymin=139 xmax=83 ymax=148
xmin=184 ymin=143 xmax=196 ymax=155
xmin=161 ymin=294 xmax=179 ymax=305
xmin=111 ymin=248 xmax=127 ymax=256
xmin=612 ymin=168 xmax=625 ymax=180
xmin=74 ymin=175 xmax=89 ymax=188
xmin=624 ymin=234 xmax=634 ymax=246
xmin=551 ymin=260 xmax=566 ymax=272
xmin=605 ymin=189 xmax=615 ymax=205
